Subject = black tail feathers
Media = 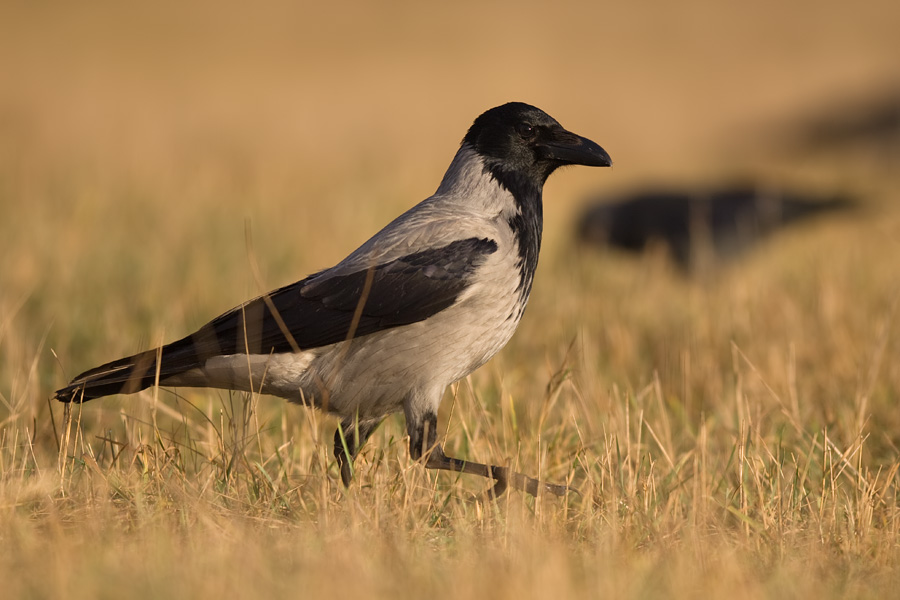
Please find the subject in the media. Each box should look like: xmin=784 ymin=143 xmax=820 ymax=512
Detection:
xmin=54 ymin=349 xmax=166 ymax=403
xmin=54 ymin=334 xmax=203 ymax=403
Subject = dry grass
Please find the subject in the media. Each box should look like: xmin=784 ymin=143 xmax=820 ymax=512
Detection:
xmin=2 ymin=2 xmax=900 ymax=598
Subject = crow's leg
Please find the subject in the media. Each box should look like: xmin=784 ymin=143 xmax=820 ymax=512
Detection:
xmin=334 ymin=417 xmax=383 ymax=486
xmin=408 ymin=411 xmax=568 ymax=498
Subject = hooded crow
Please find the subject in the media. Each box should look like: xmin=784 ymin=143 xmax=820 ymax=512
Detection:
xmin=577 ymin=184 xmax=852 ymax=271
xmin=55 ymin=102 xmax=612 ymax=496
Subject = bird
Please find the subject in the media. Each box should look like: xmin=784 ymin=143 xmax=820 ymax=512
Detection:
xmin=577 ymin=184 xmax=853 ymax=271
xmin=55 ymin=102 xmax=612 ymax=497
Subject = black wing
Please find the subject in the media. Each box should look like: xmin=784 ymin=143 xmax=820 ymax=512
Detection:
xmin=56 ymin=237 xmax=498 ymax=401
xmin=199 ymin=236 xmax=498 ymax=356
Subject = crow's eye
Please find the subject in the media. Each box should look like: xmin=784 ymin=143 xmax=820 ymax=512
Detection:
xmin=516 ymin=123 xmax=535 ymax=139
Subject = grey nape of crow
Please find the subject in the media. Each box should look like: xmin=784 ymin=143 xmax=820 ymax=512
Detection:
xmin=55 ymin=102 xmax=612 ymax=497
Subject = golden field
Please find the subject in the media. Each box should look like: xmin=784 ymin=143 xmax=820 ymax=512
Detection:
xmin=1 ymin=1 xmax=899 ymax=598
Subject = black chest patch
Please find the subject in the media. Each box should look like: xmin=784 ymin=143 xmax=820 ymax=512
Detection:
xmin=483 ymin=165 xmax=544 ymax=305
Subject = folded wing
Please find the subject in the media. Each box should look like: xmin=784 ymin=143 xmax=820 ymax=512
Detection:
xmin=55 ymin=237 xmax=498 ymax=402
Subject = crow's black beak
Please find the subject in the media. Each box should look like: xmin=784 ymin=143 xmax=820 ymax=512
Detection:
xmin=538 ymin=129 xmax=612 ymax=167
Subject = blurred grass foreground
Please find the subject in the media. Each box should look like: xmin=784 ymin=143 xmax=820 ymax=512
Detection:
xmin=1 ymin=2 xmax=900 ymax=599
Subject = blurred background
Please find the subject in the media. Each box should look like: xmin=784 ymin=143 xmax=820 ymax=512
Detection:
xmin=0 ymin=0 xmax=898 ymax=422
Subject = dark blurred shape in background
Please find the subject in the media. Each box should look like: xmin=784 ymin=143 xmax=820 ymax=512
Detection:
xmin=577 ymin=185 xmax=856 ymax=271
xmin=777 ymin=85 xmax=900 ymax=171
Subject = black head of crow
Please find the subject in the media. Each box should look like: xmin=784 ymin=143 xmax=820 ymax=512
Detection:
xmin=464 ymin=102 xmax=612 ymax=187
